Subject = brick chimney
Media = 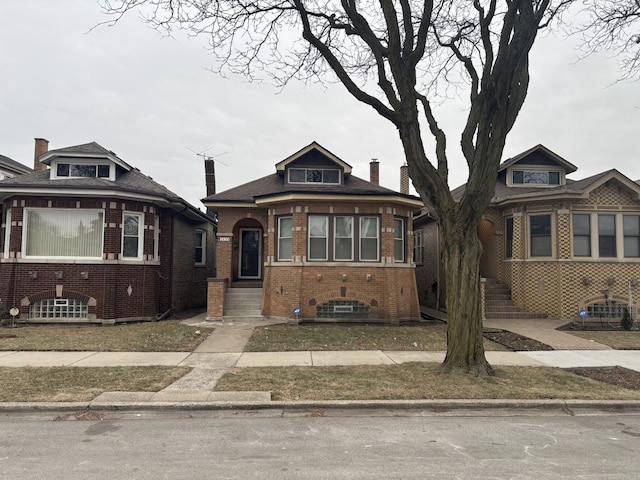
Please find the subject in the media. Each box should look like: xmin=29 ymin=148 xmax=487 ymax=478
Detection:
xmin=400 ymin=163 xmax=409 ymax=194
xmin=33 ymin=138 xmax=49 ymax=171
xmin=204 ymin=159 xmax=216 ymax=196
xmin=369 ymin=159 xmax=379 ymax=185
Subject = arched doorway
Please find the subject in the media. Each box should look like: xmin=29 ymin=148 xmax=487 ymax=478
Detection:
xmin=477 ymin=219 xmax=497 ymax=279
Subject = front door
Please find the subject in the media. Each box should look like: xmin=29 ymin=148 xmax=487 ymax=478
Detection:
xmin=239 ymin=228 xmax=261 ymax=279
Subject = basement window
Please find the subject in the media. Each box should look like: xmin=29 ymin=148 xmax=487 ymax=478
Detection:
xmin=29 ymin=298 xmax=88 ymax=320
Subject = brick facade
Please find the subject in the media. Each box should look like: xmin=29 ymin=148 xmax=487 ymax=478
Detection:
xmin=414 ymin=146 xmax=640 ymax=323
xmin=0 ymin=196 xmax=214 ymax=323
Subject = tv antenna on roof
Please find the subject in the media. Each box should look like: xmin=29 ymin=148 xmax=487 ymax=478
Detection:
xmin=186 ymin=146 xmax=229 ymax=167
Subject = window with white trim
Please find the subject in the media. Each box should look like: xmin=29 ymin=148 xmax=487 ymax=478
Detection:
xmin=334 ymin=216 xmax=353 ymax=261
xmin=573 ymin=213 xmax=591 ymax=257
xmin=23 ymin=208 xmax=104 ymax=258
xmin=53 ymin=162 xmax=112 ymax=179
xmin=529 ymin=214 xmax=552 ymax=257
xmin=510 ymin=169 xmax=561 ymax=186
xmin=413 ymin=228 xmax=424 ymax=264
xmin=360 ymin=216 xmax=379 ymax=261
xmin=308 ymin=215 xmax=328 ymax=260
xmin=289 ymin=168 xmax=340 ymax=184
xmin=598 ymin=214 xmax=616 ymax=257
xmin=394 ymin=218 xmax=405 ymax=262
xmin=153 ymin=215 xmax=160 ymax=261
xmin=277 ymin=217 xmax=293 ymax=261
xmin=122 ymin=212 xmax=143 ymax=259
xmin=571 ymin=213 xmax=640 ymax=259
xmin=3 ymin=208 xmax=10 ymax=259
xmin=624 ymin=215 xmax=640 ymax=258
xmin=195 ymin=229 xmax=206 ymax=265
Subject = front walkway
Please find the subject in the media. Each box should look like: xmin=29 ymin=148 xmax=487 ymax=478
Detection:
xmin=484 ymin=318 xmax=612 ymax=350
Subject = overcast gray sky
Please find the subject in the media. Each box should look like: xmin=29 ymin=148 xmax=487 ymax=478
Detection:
xmin=1 ymin=0 xmax=638 ymax=210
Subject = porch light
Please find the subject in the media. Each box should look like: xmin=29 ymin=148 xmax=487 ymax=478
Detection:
xmin=341 ymin=274 xmax=347 ymax=282
xmin=28 ymin=271 xmax=37 ymax=279
xmin=317 ymin=274 xmax=322 ymax=281
xmin=366 ymin=274 xmax=372 ymax=282
xmin=582 ymin=277 xmax=592 ymax=286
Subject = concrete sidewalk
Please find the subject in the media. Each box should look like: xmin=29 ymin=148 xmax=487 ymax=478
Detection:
xmin=2 ymin=315 xmax=640 ymax=407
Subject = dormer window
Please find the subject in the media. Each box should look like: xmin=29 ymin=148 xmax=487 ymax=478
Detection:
xmin=56 ymin=163 xmax=111 ymax=178
xmin=510 ymin=169 xmax=562 ymax=186
xmin=51 ymin=161 xmax=114 ymax=180
xmin=288 ymin=168 xmax=340 ymax=184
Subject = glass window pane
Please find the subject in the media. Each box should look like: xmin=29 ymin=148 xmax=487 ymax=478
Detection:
xmin=624 ymin=215 xmax=640 ymax=235
xmin=25 ymin=209 xmax=103 ymax=257
xmin=289 ymin=169 xmax=305 ymax=182
xmin=512 ymin=171 xmax=523 ymax=184
xmin=573 ymin=214 xmax=590 ymax=235
xmin=56 ymin=163 xmax=69 ymax=176
xmin=70 ymin=164 xmax=96 ymax=177
xmin=98 ymin=165 xmax=110 ymax=178
xmin=123 ymin=215 xmax=139 ymax=235
xmin=574 ymin=237 xmax=591 ymax=257
xmin=335 ymin=238 xmax=352 ymax=260
xmin=394 ymin=218 xmax=404 ymax=262
xmin=624 ymin=237 xmax=640 ymax=258
xmin=278 ymin=238 xmax=292 ymax=260
xmin=334 ymin=217 xmax=353 ymax=261
xmin=530 ymin=215 xmax=551 ymax=257
xmin=306 ymin=170 xmax=322 ymax=182
xmin=549 ymin=171 xmax=560 ymax=184
xmin=323 ymin=170 xmax=339 ymax=183
xmin=361 ymin=239 xmax=378 ymax=260
xmin=278 ymin=217 xmax=292 ymax=261
xmin=123 ymin=236 xmax=139 ymax=257
xmin=309 ymin=216 xmax=327 ymax=237
xmin=279 ymin=217 xmax=292 ymax=237
xmin=598 ymin=214 xmax=616 ymax=257
xmin=309 ymin=238 xmax=327 ymax=260
xmin=505 ymin=217 xmax=514 ymax=258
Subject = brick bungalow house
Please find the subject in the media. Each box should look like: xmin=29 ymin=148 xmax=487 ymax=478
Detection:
xmin=0 ymin=139 xmax=215 ymax=323
xmin=203 ymin=142 xmax=423 ymax=323
xmin=414 ymin=144 xmax=640 ymax=322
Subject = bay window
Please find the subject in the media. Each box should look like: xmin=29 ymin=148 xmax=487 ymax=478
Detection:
xmin=24 ymin=208 xmax=104 ymax=258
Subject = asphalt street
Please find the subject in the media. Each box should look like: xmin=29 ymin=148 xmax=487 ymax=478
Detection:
xmin=2 ymin=409 xmax=639 ymax=479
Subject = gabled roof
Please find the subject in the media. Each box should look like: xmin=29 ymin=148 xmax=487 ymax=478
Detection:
xmin=0 ymin=154 xmax=32 ymax=175
xmin=39 ymin=141 xmax=134 ymax=171
xmin=274 ymin=141 xmax=353 ymax=176
xmin=492 ymin=169 xmax=640 ymax=206
xmin=0 ymin=142 xmax=213 ymax=224
xmin=498 ymin=144 xmax=577 ymax=174
xmin=203 ymin=142 xmax=422 ymax=209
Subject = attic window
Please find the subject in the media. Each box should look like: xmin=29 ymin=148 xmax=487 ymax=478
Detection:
xmin=56 ymin=163 xmax=111 ymax=178
xmin=289 ymin=168 xmax=340 ymax=184
xmin=511 ymin=170 xmax=560 ymax=185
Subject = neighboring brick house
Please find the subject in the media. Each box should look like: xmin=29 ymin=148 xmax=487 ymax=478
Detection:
xmin=0 ymin=139 xmax=215 ymax=323
xmin=203 ymin=142 xmax=423 ymax=322
xmin=414 ymin=144 xmax=640 ymax=322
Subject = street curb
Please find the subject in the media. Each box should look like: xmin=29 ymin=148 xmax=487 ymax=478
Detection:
xmin=1 ymin=399 xmax=639 ymax=413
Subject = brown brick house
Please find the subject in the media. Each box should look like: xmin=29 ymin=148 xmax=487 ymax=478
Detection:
xmin=0 ymin=139 xmax=215 ymax=323
xmin=414 ymin=144 xmax=640 ymax=322
xmin=204 ymin=142 xmax=423 ymax=322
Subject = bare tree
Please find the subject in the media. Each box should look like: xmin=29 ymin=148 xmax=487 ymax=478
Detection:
xmin=101 ymin=0 xmax=570 ymax=375
xmin=580 ymin=0 xmax=640 ymax=80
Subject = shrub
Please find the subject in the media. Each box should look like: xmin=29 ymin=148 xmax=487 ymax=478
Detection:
xmin=621 ymin=307 xmax=634 ymax=331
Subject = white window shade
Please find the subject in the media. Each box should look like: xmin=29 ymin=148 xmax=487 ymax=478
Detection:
xmin=24 ymin=209 xmax=104 ymax=258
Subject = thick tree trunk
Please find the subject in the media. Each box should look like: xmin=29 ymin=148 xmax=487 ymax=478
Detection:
xmin=439 ymin=216 xmax=494 ymax=375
